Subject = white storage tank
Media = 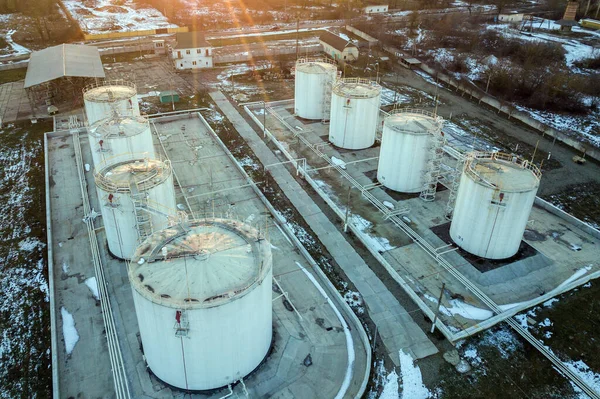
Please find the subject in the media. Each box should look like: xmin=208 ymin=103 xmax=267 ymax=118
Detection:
xmin=94 ymin=156 xmax=176 ymax=260
xmin=88 ymin=115 xmax=155 ymax=168
xmin=294 ymin=57 xmax=338 ymax=120
xmin=450 ymin=152 xmax=541 ymax=259
xmin=329 ymin=78 xmax=381 ymax=150
xmin=129 ymin=218 xmax=273 ymax=391
xmin=83 ymin=80 xmax=141 ymax=126
xmin=377 ymin=109 xmax=444 ymax=193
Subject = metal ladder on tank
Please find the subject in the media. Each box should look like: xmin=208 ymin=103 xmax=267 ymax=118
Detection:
xmin=443 ymin=156 xmax=466 ymax=220
xmin=420 ymin=132 xmax=446 ymax=202
xmin=321 ymin=80 xmax=333 ymax=123
xmin=130 ymin=182 xmax=154 ymax=241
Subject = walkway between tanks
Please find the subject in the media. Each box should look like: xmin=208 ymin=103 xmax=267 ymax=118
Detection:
xmin=209 ymin=91 xmax=438 ymax=364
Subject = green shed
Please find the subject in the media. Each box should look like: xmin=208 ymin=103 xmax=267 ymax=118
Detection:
xmin=159 ymin=91 xmax=180 ymax=104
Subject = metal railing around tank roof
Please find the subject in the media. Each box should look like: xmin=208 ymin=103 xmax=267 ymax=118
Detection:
xmin=464 ymin=151 xmax=542 ymax=189
xmin=89 ymin=115 xmax=149 ymax=137
xmin=127 ymin=218 xmax=270 ymax=309
xmin=385 ymin=108 xmax=444 ymax=135
xmin=94 ymin=153 xmax=172 ymax=193
xmin=333 ymin=77 xmax=381 ymax=98
xmin=296 ymin=56 xmax=338 ymax=66
xmin=82 ymin=79 xmax=137 ymax=96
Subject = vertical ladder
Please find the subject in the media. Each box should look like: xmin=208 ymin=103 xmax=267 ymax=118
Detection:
xmin=444 ymin=157 xmax=466 ymax=220
xmin=130 ymin=183 xmax=154 ymax=240
xmin=174 ymin=310 xmax=189 ymax=337
xmin=420 ymin=132 xmax=446 ymax=202
xmin=322 ymin=80 xmax=333 ymax=122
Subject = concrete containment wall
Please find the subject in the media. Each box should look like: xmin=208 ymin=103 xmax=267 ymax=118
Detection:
xmin=345 ymin=25 xmax=378 ymax=45
xmin=213 ymin=45 xmax=319 ymax=64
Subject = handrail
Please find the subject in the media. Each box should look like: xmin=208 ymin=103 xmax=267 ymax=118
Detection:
xmin=464 ymin=151 xmax=542 ymax=185
xmin=94 ymin=157 xmax=173 ymax=193
xmin=89 ymin=115 xmax=150 ymax=137
xmin=83 ymin=79 xmax=137 ymax=95
xmin=385 ymin=108 xmax=444 ymax=135
xmin=296 ymin=57 xmax=338 ymax=66
xmin=333 ymin=78 xmax=381 ymax=98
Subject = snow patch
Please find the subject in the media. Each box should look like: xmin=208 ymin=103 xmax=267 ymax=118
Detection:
xmin=380 ymin=369 xmax=399 ymax=399
xmin=351 ymin=214 xmax=396 ymax=252
xmin=18 ymin=238 xmax=43 ymax=252
xmin=399 ymin=349 xmax=430 ymax=399
xmin=557 ymin=265 xmax=593 ymax=289
xmin=85 ymin=277 xmax=100 ymax=300
xmin=331 ymin=156 xmax=346 ymax=169
xmin=60 ymin=307 xmax=79 ymax=355
xmin=543 ymin=298 xmax=559 ymax=308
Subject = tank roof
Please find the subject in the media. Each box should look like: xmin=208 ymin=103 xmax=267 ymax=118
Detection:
xmin=89 ymin=115 xmax=149 ymax=138
xmin=464 ymin=152 xmax=541 ymax=192
xmin=295 ymin=58 xmax=338 ymax=73
xmin=84 ymin=82 xmax=137 ymax=102
xmin=94 ymin=157 xmax=172 ymax=192
xmin=333 ymin=78 xmax=381 ymax=98
xmin=385 ymin=109 xmax=443 ymax=135
xmin=129 ymin=219 xmax=272 ymax=308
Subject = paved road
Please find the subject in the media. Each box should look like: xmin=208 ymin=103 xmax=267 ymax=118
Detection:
xmin=210 ymin=90 xmax=438 ymax=365
xmin=0 ymin=81 xmax=32 ymax=123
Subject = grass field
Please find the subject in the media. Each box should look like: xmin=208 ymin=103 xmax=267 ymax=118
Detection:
xmin=0 ymin=68 xmax=27 ymax=85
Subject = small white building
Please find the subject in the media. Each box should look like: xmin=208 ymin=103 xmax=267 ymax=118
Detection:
xmin=498 ymin=12 xmax=526 ymax=22
xmin=172 ymin=32 xmax=213 ymax=70
xmin=319 ymin=31 xmax=359 ymax=62
xmin=364 ymin=4 xmax=389 ymax=13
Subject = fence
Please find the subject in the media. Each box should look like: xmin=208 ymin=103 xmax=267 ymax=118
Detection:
xmin=345 ymin=25 xmax=378 ymax=46
xmin=213 ymin=45 xmax=320 ymax=64
xmin=83 ymin=27 xmax=188 ymax=41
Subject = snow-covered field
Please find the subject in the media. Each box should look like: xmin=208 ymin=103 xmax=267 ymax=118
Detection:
xmin=63 ymin=0 xmax=177 ymax=34
xmin=0 ymin=122 xmax=50 ymax=398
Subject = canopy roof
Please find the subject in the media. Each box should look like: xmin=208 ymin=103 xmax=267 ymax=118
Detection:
xmin=24 ymin=44 xmax=105 ymax=89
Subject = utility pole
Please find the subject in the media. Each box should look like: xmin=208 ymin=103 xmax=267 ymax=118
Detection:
xmin=485 ymin=73 xmax=492 ymax=93
xmin=295 ymin=18 xmax=300 ymax=60
xmin=170 ymin=79 xmax=175 ymax=111
xmin=263 ymin=101 xmax=267 ymax=138
xmin=585 ymin=0 xmax=591 ymax=16
xmin=430 ymin=282 xmax=446 ymax=333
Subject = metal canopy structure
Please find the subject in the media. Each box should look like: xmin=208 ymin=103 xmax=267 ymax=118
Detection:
xmin=24 ymin=44 xmax=105 ymax=89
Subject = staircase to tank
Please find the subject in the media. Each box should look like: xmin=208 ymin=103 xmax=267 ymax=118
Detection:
xmin=420 ymin=132 xmax=446 ymax=202
xmin=322 ymin=80 xmax=333 ymax=122
xmin=444 ymin=156 xmax=466 ymax=220
xmin=130 ymin=183 xmax=154 ymax=241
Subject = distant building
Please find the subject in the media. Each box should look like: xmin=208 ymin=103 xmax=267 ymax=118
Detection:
xmin=319 ymin=31 xmax=359 ymax=62
xmin=172 ymin=32 xmax=213 ymax=70
xmin=363 ymin=4 xmax=389 ymax=13
xmin=498 ymin=12 xmax=526 ymax=22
